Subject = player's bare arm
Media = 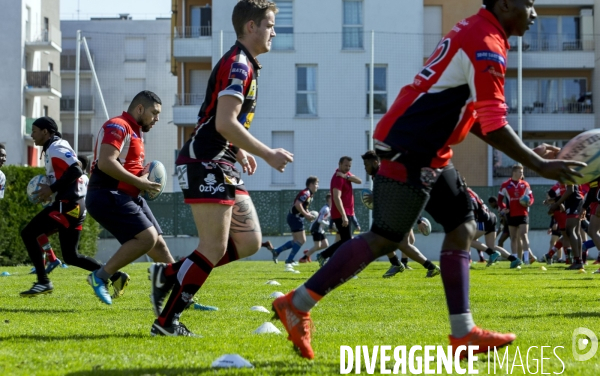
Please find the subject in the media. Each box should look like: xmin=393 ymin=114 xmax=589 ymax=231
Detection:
xmin=97 ymin=144 xmax=161 ymax=193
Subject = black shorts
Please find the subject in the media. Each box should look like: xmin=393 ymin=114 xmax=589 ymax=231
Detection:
xmin=312 ymin=232 xmax=326 ymax=241
xmin=507 ymin=215 xmax=529 ymax=227
xmin=371 ymin=159 xmax=473 ymax=242
xmin=86 ymin=189 xmax=162 ymax=244
xmin=564 ymin=196 xmax=583 ymax=217
xmin=477 ymin=213 xmax=497 ymax=235
xmin=176 ymin=161 xmax=247 ymax=205
xmin=36 ymin=197 xmax=86 ymax=232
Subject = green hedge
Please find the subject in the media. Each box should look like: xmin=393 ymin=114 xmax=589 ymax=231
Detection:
xmin=0 ymin=165 xmax=100 ymax=266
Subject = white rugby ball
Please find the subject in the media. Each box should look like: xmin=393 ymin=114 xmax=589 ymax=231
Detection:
xmin=419 ymin=217 xmax=431 ymax=236
xmin=557 ymin=129 xmax=600 ymax=184
xmin=27 ymin=175 xmax=53 ymax=207
xmin=141 ymin=160 xmax=167 ymax=201
xmin=308 ymin=210 xmax=319 ymax=222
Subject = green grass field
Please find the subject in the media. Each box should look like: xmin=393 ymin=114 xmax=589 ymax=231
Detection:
xmin=1 ymin=260 xmax=600 ymax=375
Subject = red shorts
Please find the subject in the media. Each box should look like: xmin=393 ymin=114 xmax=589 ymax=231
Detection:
xmin=554 ymin=211 xmax=567 ymax=231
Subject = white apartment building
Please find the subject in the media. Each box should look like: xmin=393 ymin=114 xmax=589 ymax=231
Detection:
xmin=0 ymin=0 xmax=61 ymax=167
xmin=61 ymin=17 xmax=178 ymax=191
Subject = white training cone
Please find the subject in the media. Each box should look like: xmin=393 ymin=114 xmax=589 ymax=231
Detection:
xmin=265 ymin=280 xmax=281 ymax=285
xmin=269 ymin=292 xmax=285 ymax=298
xmin=292 ymin=270 xmax=300 ymax=274
xmin=254 ymin=322 xmax=281 ymax=334
xmin=211 ymin=354 xmax=253 ymax=368
xmin=250 ymin=305 xmax=270 ymax=313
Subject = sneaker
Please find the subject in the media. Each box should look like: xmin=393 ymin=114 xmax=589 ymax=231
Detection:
xmin=272 ymin=291 xmax=314 ymax=359
xmin=383 ymin=264 xmax=405 ymax=278
xmin=193 ymin=303 xmax=219 ymax=311
xmin=449 ymin=326 xmax=516 ymax=359
xmin=542 ymin=253 xmax=553 ymax=265
xmin=110 ymin=272 xmax=130 ymax=299
xmin=20 ymin=281 xmax=53 ymax=297
xmin=510 ymin=259 xmax=523 ymax=269
xmin=486 ymin=251 xmax=501 ymax=267
xmin=404 ymin=264 xmax=414 ymax=270
xmin=151 ymin=319 xmax=200 ymax=337
xmin=148 ymin=263 xmax=173 ymax=317
xmin=298 ymin=256 xmax=310 ymax=264
xmin=593 ymin=268 xmax=600 ymax=274
xmin=29 ymin=267 xmax=36 ymax=274
xmin=566 ymin=258 xmax=572 ymax=265
xmin=426 ymin=265 xmax=441 ymax=278
xmin=87 ymin=271 xmax=112 ymax=305
xmin=262 ymin=241 xmax=274 ymax=251
xmin=271 ymin=249 xmax=279 ymax=264
xmin=285 ymin=261 xmax=299 ymax=266
xmin=316 ymin=253 xmax=326 ymax=268
xmin=593 ymin=259 xmax=600 ymax=265
xmin=565 ymin=263 xmax=584 ymax=270
xmin=45 ymin=259 xmax=62 ymax=274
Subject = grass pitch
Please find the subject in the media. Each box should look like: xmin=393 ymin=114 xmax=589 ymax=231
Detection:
xmin=1 ymin=260 xmax=600 ymax=375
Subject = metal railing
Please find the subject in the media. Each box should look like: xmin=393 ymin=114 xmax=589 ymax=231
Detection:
xmin=62 ymin=133 xmax=94 ymax=152
xmin=27 ymin=25 xmax=61 ymax=44
xmin=25 ymin=71 xmax=61 ymax=92
xmin=61 ymin=51 xmax=93 ymax=70
xmin=506 ymin=101 xmax=593 ymax=114
xmin=509 ymin=34 xmax=594 ymax=52
xmin=174 ymin=93 xmax=205 ymax=106
xmin=174 ymin=26 xmax=212 ymax=38
xmin=60 ymin=96 xmax=94 ymax=112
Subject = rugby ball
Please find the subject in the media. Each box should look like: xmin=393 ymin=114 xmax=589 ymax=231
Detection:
xmin=519 ymin=195 xmax=531 ymax=207
xmin=419 ymin=217 xmax=432 ymax=236
xmin=556 ymin=129 xmax=600 ymax=184
xmin=361 ymin=188 xmax=374 ymax=210
xmin=308 ymin=210 xmax=319 ymax=222
xmin=27 ymin=175 xmax=53 ymax=207
xmin=141 ymin=160 xmax=167 ymax=201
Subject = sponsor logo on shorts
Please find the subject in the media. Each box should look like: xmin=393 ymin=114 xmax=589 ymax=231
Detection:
xmin=199 ymin=173 xmax=225 ymax=194
xmin=205 ymin=174 xmax=217 ymax=185
xmin=177 ymin=165 xmax=189 ymax=190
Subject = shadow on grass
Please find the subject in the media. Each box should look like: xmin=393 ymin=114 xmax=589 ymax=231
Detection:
xmin=2 ymin=333 xmax=148 ymax=341
xmin=500 ymin=311 xmax=600 ymax=319
xmin=0 ymin=308 xmax=77 ymax=314
xmin=65 ymin=360 xmax=339 ymax=376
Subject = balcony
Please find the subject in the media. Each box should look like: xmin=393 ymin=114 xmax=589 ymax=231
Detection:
xmin=173 ymin=93 xmax=204 ymax=126
xmin=507 ymin=34 xmax=594 ymax=69
xmin=25 ymin=26 xmax=62 ymax=53
xmin=60 ymin=95 xmax=94 ymax=114
xmin=173 ymin=26 xmax=212 ymax=62
xmin=25 ymin=71 xmax=61 ymax=97
xmin=61 ymin=50 xmax=93 ymax=72
xmin=506 ymin=102 xmax=594 ymax=132
xmin=62 ymin=133 xmax=94 ymax=152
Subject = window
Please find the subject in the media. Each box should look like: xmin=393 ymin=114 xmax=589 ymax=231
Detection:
xmin=48 ymin=62 xmax=53 ymax=72
xmin=43 ymin=106 xmax=48 ymax=117
xmin=190 ymin=5 xmax=212 ymax=37
xmin=510 ymin=15 xmax=581 ymax=51
xmin=296 ymin=65 xmax=317 ymax=116
xmin=271 ymin=131 xmax=294 ymax=184
xmin=504 ymin=78 xmax=589 ymax=113
xmin=343 ymin=0 xmax=363 ymax=49
xmin=272 ymin=0 xmax=293 ymax=50
xmin=125 ymin=37 xmax=146 ymax=61
xmin=366 ymin=65 xmax=387 ymax=114
xmin=423 ymin=6 xmax=442 ymax=58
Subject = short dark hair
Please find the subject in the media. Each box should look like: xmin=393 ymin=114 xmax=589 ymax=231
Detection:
xmin=232 ymin=0 xmax=278 ymax=38
xmin=339 ymin=156 xmax=352 ymax=164
xmin=128 ymin=90 xmax=162 ymax=111
xmin=483 ymin=0 xmax=498 ymax=10
xmin=361 ymin=150 xmax=379 ymax=161
xmin=325 ymin=193 xmax=331 ymax=199
xmin=488 ymin=196 xmax=497 ymax=204
xmin=77 ymin=155 xmax=88 ymax=171
xmin=0 ymin=144 xmax=5 ymax=151
xmin=512 ymin=163 xmax=523 ymax=172
xmin=306 ymin=176 xmax=318 ymax=188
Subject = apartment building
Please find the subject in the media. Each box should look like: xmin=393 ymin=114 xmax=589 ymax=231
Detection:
xmin=0 ymin=0 xmax=61 ymax=167
xmin=61 ymin=17 xmax=178 ymax=191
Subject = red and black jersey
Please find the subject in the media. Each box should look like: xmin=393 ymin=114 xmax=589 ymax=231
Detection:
xmin=290 ymin=188 xmax=313 ymax=217
xmin=467 ymin=187 xmax=491 ymax=223
xmin=89 ymin=112 xmax=145 ymax=197
xmin=498 ymin=178 xmax=533 ymax=217
xmin=374 ymin=8 xmax=509 ymax=168
xmin=177 ymin=41 xmax=261 ymax=166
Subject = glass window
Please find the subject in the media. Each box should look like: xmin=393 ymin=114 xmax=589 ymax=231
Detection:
xmin=504 ymin=77 xmax=587 ymax=114
xmin=272 ymin=0 xmax=293 ymax=50
xmin=366 ymin=65 xmax=387 ymax=114
xmin=296 ymin=65 xmax=317 ymax=115
xmin=562 ymin=16 xmax=580 ymax=48
xmin=343 ymin=0 xmax=363 ymax=49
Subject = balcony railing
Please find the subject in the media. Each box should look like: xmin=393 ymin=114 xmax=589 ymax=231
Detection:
xmin=507 ymin=101 xmax=593 ymax=114
xmin=60 ymin=96 xmax=94 ymax=112
xmin=509 ymin=34 xmax=594 ymax=52
xmin=27 ymin=25 xmax=61 ymax=45
xmin=174 ymin=93 xmax=205 ymax=106
xmin=25 ymin=71 xmax=61 ymax=92
xmin=174 ymin=26 xmax=212 ymax=38
xmin=62 ymin=133 xmax=94 ymax=152
xmin=61 ymin=50 xmax=93 ymax=70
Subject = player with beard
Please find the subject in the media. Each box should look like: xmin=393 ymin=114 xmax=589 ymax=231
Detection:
xmin=85 ymin=91 xmax=178 ymax=305
xmin=361 ymin=150 xmax=440 ymax=278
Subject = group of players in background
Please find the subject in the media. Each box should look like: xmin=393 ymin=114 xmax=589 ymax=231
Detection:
xmin=5 ymin=0 xmax=600 ymax=362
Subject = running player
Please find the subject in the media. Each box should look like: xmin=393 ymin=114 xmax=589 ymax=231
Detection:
xmin=271 ymin=1 xmax=583 ymax=360
xmin=487 ymin=196 xmax=510 ymax=248
xmin=299 ymin=193 xmax=331 ymax=263
xmin=547 ymin=182 xmax=584 ymax=269
xmin=271 ymin=176 xmax=318 ymax=264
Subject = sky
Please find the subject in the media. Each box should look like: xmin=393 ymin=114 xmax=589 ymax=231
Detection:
xmin=60 ymin=0 xmax=171 ymax=20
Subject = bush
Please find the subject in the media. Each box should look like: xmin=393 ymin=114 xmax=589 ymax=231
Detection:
xmin=0 ymin=165 xmax=100 ymax=266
